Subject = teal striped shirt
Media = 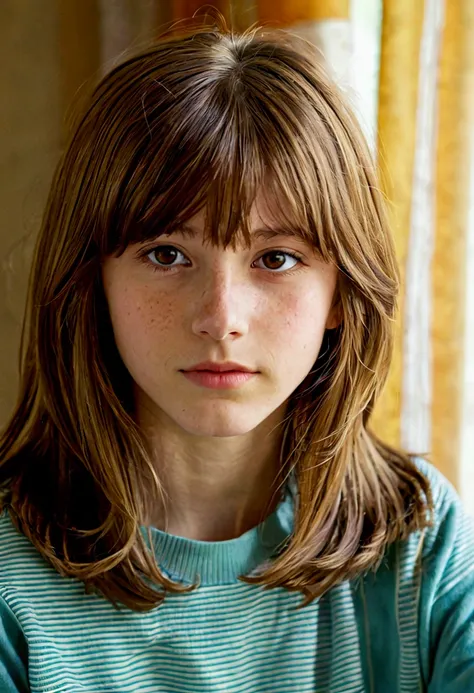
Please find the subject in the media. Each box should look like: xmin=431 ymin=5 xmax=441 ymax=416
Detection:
xmin=0 ymin=458 xmax=473 ymax=692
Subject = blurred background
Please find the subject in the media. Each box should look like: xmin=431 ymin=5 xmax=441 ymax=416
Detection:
xmin=0 ymin=1 xmax=473 ymax=505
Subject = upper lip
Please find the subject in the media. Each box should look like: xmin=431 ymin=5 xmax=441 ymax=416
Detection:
xmin=182 ymin=361 xmax=256 ymax=373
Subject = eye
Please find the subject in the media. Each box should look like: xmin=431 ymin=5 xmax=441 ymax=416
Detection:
xmin=253 ymin=250 xmax=303 ymax=273
xmin=145 ymin=246 xmax=189 ymax=271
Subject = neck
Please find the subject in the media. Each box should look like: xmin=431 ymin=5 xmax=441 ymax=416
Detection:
xmin=138 ymin=404 xmax=287 ymax=541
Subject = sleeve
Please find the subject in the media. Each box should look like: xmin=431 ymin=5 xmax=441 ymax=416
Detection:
xmin=0 ymin=593 xmax=30 ymax=693
xmin=418 ymin=469 xmax=474 ymax=692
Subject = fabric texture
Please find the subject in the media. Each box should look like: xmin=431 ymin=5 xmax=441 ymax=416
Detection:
xmin=0 ymin=458 xmax=472 ymax=692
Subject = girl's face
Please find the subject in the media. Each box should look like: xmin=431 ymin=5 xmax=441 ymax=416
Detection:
xmin=102 ymin=195 xmax=339 ymax=438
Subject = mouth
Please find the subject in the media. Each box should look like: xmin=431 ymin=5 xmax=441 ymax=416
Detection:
xmin=180 ymin=369 xmax=257 ymax=390
xmin=182 ymin=361 xmax=257 ymax=374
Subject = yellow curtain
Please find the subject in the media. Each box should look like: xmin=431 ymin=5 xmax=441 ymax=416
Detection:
xmin=257 ymin=0 xmax=348 ymax=23
xmin=374 ymin=0 xmax=474 ymax=488
xmin=371 ymin=1 xmax=425 ymax=449
xmin=432 ymin=0 xmax=474 ymax=485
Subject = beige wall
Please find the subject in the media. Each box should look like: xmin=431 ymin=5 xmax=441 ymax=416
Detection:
xmin=0 ymin=1 xmax=61 ymax=424
xmin=0 ymin=0 xmax=165 ymax=428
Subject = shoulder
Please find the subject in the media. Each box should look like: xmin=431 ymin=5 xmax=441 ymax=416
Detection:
xmin=413 ymin=457 xmax=473 ymax=567
xmin=0 ymin=508 xmax=63 ymax=596
xmin=409 ymin=463 xmax=474 ymax=689
xmin=0 ymin=509 xmax=42 ymax=576
xmin=413 ymin=456 xmax=463 ymax=515
xmin=0 ymin=589 xmax=29 ymax=693
xmin=357 ymin=459 xmax=474 ymax=690
xmin=365 ymin=457 xmax=473 ymax=605
xmin=417 ymin=457 xmax=474 ymax=595
xmin=0 ymin=512 xmax=31 ymax=692
xmin=0 ymin=508 xmax=34 ymax=558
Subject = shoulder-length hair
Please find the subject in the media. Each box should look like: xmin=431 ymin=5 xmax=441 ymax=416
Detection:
xmin=0 ymin=14 xmax=432 ymax=610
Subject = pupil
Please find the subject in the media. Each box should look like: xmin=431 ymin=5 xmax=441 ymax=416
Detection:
xmin=265 ymin=252 xmax=284 ymax=269
xmin=157 ymin=247 xmax=176 ymax=265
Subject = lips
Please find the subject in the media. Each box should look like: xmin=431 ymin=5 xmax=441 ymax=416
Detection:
xmin=183 ymin=361 xmax=256 ymax=373
xmin=181 ymin=369 xmax=257 ymax=389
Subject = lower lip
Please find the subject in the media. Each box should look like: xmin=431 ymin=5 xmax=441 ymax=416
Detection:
xmin=181 ymin=370 xmax=257 ymax=389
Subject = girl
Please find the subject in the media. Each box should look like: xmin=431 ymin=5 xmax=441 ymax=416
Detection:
xmin=0 ymin=15 xmax=473 ymax=693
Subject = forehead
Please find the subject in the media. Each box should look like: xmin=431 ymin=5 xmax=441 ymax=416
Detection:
xmin=165 ymin=194 xmax=311 ymax=246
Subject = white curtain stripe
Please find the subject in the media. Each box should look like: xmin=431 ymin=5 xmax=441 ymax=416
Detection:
xmin=291 ymin=19 xmax=353 ymax=91
xmin=401 ymin=0 xmax=445 ymax=453
xmin=349 ymin=0 xmax=382 ymax=156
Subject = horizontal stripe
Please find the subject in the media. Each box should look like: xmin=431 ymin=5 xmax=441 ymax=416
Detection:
xmin=0 ymin=459 xmax=470 ymax=692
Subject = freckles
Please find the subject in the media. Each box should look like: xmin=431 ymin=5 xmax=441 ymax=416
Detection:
xmin=140 ymin=293 xmax=175 ymax=333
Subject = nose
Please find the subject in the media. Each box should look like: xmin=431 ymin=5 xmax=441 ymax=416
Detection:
xmin=191 ymin=266 xmax=253 ymax=342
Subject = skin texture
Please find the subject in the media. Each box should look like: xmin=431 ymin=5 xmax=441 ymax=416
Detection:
xmin=102 ymin=194 xmax=339 ymax=540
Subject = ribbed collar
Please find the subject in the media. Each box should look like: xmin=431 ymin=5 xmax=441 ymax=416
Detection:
xmin=145 ymin=482 xmax=296 ymax=586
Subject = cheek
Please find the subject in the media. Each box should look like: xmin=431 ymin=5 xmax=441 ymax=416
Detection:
xmin=267 ymin=292 xmax=329 ymax=346
xmin=107 ymin=286 xmax=177 ymax=358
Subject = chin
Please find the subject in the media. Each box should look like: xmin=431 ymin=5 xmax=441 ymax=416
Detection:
xmin=177 ymin=417 xmax=261 ymax=438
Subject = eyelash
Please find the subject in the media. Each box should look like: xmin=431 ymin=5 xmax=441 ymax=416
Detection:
xmin=137 ymin=245 xmax=306 ymax=276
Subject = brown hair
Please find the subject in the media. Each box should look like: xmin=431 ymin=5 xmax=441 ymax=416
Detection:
xmin=0 ymin=14 xmax=432 ymax=610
